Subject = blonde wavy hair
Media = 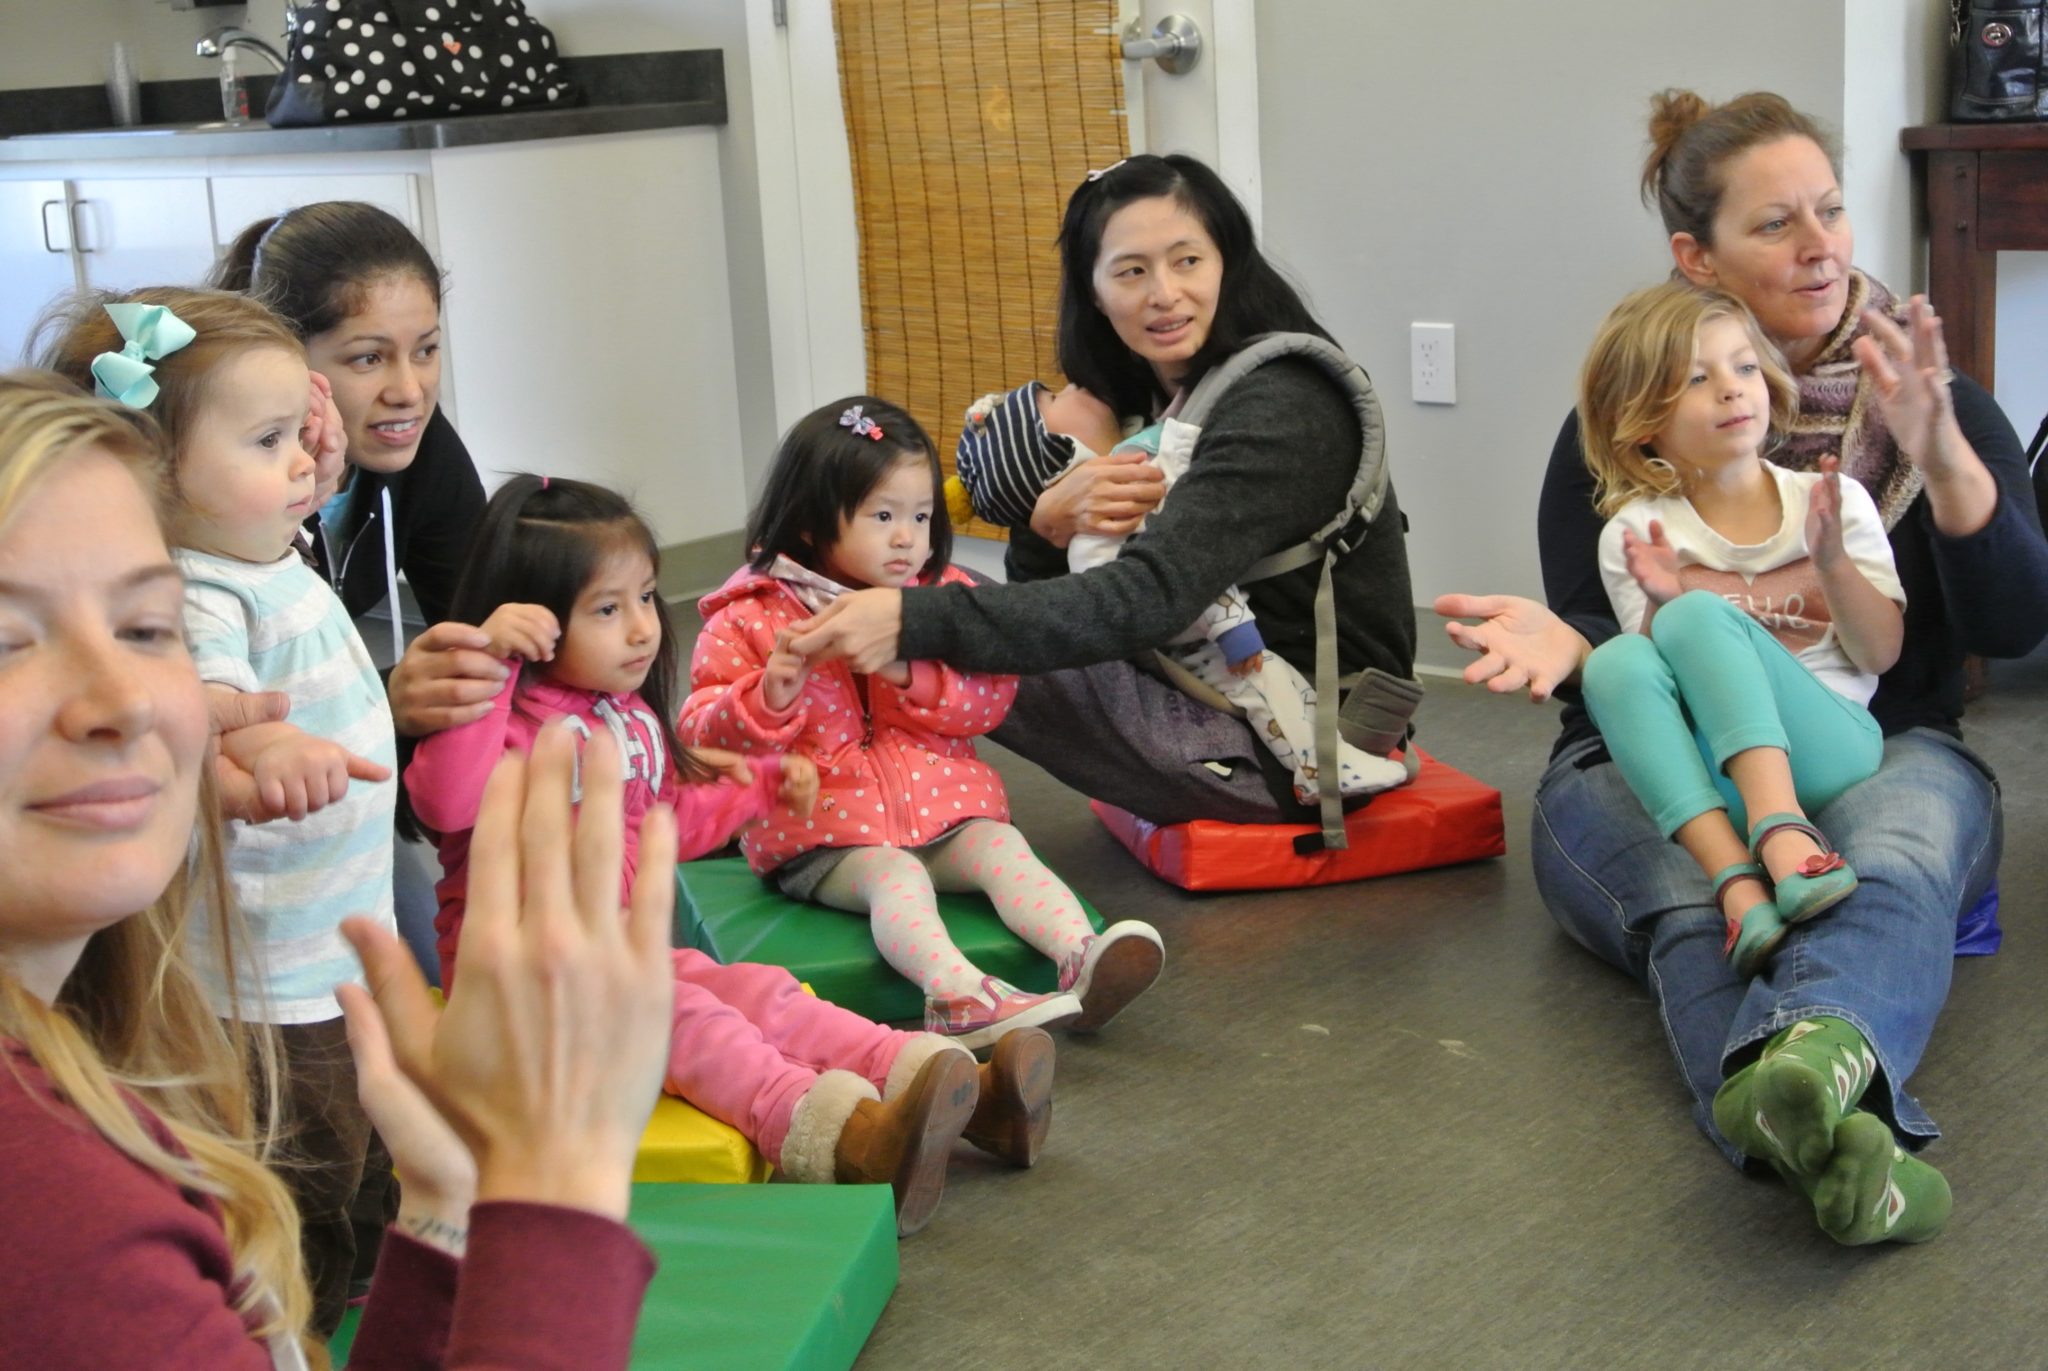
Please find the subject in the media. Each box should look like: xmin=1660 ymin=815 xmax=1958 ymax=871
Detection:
xmin=0 ymin=375 xmax=321 ymax=1365
xmin=1577 ymin=282 xmax=1798 ymax=519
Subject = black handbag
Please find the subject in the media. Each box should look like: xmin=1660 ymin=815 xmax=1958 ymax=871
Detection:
xmin=267 ymin=0 xmax=580 ymax=128
xmin=1950 ymin=1 xmax=2048 ymax=120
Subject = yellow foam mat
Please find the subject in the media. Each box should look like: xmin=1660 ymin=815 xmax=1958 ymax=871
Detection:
xmin=636 ymin=1093 xmax=772 ymax=1184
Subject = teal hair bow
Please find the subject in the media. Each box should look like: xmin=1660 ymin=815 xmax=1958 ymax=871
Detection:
xmin=91 ymin=302 xmax=197 ymax=408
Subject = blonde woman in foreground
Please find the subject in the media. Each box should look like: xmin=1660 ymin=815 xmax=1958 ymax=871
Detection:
xmin=0 ymin=374 xmax=674 ymax=1367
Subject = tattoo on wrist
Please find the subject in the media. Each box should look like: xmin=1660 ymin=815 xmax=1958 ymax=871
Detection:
xmin=401 ymin=1212 xmax=469 ymax=1254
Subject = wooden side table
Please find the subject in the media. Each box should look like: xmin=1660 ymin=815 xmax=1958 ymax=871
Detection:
xmin=1902 ymin=122 xmax=2048 ymax=393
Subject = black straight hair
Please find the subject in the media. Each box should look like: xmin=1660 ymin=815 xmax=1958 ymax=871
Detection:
xmin=211 ymin=201 xmax=444 ymax=340
xmin=403 ymin=475 xmax=708 ymax=838
xmin=1055 ymin=153 xmax=1335 ymax=421
xmin=745 ymin=395 xmax=951 ymax=579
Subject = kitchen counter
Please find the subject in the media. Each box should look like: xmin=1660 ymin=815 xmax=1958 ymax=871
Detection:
xmin=0 ymin=49 xmax=722 ymax=162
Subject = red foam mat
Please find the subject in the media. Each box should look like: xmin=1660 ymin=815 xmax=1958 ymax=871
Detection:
xmin=1090 ymin=748 xmax=1506 ymax=892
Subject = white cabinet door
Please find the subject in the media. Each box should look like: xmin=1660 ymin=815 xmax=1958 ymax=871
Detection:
xmin=0 ymin=180 xmax=79 ymax=365
xmin=209 ymin=174 xmax=422 ymax=252
xmin=68 ymin=178 xmax=219 ymax=293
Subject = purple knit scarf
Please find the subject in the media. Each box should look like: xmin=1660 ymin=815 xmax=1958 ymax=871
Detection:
xmin=1774 ymin=270 xmax=1923 ymax=530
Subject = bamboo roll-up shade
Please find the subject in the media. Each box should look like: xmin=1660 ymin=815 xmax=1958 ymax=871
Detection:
xmin=832 ymin=0 xmax=1129 ymax=539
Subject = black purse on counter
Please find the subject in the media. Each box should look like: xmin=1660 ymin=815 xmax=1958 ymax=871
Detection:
xmin=267 ymin=0 xmax=580 ymax=128
xmin=1950 ymin=2 xmax=2048 ymax=120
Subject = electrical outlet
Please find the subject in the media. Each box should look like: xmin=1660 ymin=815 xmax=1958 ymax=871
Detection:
xmin=1411 ymin=322 xmax=1456 ymax=405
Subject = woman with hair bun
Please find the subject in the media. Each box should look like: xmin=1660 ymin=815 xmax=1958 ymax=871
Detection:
xmin=1438 ymin=90 xmax=2048 ymax=1244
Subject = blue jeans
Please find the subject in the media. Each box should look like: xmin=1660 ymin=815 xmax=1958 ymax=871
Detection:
xmin=1580 ymin=592 xmax=1883 ymax=838
xmin=1533 ymin=726 xmax=2000 ymax=1166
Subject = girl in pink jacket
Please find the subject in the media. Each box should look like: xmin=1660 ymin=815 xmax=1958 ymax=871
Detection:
xmin=685 ymin=397 xmax=1165 ymax=1050
xmin=405 ymin=476 xmax=1055 ymax=1236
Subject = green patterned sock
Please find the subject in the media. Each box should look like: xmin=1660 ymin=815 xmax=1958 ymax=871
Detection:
xmin=1712 ymin=1017 xmax=1877 ymax=1178
xmin=1806 ymin=1112 xmax=1952 ymax=1245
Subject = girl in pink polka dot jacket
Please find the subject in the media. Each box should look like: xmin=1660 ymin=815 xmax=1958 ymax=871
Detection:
xmin=685 ymin=396 xmax=1165 ymax=1051
xmin=406 ymin=474 xmax=1057 ymax=1237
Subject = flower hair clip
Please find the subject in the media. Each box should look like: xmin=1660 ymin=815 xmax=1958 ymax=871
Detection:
xmin=1085 ymin=158 xmax=1128 ymax=182
xmin=840 ymin=405 xmax=884 ymax=441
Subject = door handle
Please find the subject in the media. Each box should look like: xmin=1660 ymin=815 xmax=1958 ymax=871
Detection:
xmin=68 ymin=199 xmax=94 ymax=254
xmin=40 ymin=198 xmax=68 ymax=254
xmin=1122 ymin=14 xmax=1202 ymax=76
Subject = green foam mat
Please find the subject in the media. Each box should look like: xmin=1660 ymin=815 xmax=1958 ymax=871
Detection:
xmin=630 ymin=1182 xmax=897 ymax=1370
xmin=333 ymin=1184 xmax=897 ymax=1370
xmin=674 ymin=855 xmax=1104 ymax=1022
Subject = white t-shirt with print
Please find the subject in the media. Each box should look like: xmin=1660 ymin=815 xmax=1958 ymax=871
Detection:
xmin=1597 ymin=460 xmax=1906 ymax=706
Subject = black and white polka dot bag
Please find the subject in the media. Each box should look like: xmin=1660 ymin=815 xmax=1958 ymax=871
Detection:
xmin=267 ymin=0 xmax=580 ymax=128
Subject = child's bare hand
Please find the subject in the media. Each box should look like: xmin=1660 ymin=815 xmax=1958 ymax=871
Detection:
xmin=249 ymin=726 xmax=390 ymax=821
xmin=1804 ymin=456 xmax=1847 ymax=570
xmin=761 ymin=629 xmax=813 ymax=713
xmin=777 ymin=754 xmax=820 ymax=817
xmin=873 ymin=660 xmax=911 ymax=688
xmin=302 ymin=371 xmax=348 ymax=516
xmin=1622 ymin=520 xmax=1684 ymax=606
xmin=1037 ymin=383 xmax=1123 ymax=455
xmin=480 ymin=603 xmax=560 ymax=663
xmin=1228 ymin=651 xmax=1265 ymax=677
xmin=689 ymin=747 xmax=755 ymax=788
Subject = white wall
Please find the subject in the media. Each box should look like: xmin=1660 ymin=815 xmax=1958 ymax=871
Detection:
xmin=1256 ymin=2 xmax=1851 ymax=606
xmin=1841 ymin=0 xmax=1949 ymax=296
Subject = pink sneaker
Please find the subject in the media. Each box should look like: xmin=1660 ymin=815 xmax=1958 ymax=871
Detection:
xmin=924 ymin=977 xmax=1081 ymax=1051
xmin=1057 ymin=921 xmax=1165 ymax=1032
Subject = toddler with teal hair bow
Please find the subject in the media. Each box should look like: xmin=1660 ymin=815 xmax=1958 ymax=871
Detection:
xmin=40 ymin=285 xmax=401 ymax=1335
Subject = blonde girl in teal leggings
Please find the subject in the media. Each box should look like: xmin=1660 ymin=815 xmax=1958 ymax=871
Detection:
xmin=1574 ymin=282 xmax=1906 ymax=979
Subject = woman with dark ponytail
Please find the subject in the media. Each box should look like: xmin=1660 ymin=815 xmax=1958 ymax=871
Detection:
xmin=213 ymin=204 xmax=506 ymax=743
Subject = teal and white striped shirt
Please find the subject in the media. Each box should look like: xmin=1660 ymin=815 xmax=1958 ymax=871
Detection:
xmin=176 ymin=548 xmax=396 ymax=1025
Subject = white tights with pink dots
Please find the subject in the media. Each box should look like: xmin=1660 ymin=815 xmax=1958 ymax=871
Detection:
xmin=810 ymin=820 xmax=1094 ymax=1000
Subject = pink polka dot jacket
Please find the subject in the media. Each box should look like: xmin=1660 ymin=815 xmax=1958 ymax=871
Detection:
xmin=686 ymin=562 xmax=1018 ymax=875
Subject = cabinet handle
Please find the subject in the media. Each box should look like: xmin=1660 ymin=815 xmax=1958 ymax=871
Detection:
xmin=40 ymin=199 xmax=68 ymax=254
xmin=68 ymin=199 xmax=94 ymax=254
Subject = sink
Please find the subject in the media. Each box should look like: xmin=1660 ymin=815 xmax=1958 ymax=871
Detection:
xmin=10 ymin=121 xmax=257 ymax=140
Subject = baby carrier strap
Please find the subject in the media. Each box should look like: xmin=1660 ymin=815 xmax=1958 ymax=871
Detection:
xmin=1174 ymin=332 xmax=1396 ymax=853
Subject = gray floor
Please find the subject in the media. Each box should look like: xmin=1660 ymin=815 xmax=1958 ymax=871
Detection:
xmin=848 ymin=642 xmax=2048 ymax=1371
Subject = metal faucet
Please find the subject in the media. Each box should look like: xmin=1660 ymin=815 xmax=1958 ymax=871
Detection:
xmin=197 ymin=27 xmax=287 ymax=73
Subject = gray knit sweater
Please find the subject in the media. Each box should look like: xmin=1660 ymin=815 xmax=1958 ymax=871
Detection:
xmin=901 ymin=357 xmax=1417 ymax=681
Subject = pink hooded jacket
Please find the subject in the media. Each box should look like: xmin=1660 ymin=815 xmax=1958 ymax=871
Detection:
xmin=684 ymin=560 xmax=1016 ymax=875
xmin=406 ymin=669 xmax=783 ymax=986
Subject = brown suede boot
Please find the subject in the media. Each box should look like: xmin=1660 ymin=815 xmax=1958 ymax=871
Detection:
xmin=834 ymin=1048 xmax=978 ymax=1236
xmin=962 ymin=1026 xmax=1055 ymax=1168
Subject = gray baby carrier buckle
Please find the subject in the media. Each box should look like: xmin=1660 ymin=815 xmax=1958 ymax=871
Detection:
xmin=1172 ymin=332 xmax=1418 ymax=854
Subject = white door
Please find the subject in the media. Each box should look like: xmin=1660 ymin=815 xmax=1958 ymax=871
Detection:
xmin=68 ymin=178 xmax=219 ymax=293
xmin=0 ymin=180 xmax=80 ymax=365
xmin=208 ymin=173 xmax=425 ymax=253
xmin=750 ymin=1 xmax=1255 ymax=436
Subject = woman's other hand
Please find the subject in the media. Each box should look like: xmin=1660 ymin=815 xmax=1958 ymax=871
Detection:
xmin=785 ymin=589 xmax=904 ymax=674
xmin=1432 ymin=593 xmax=1591 ymax=703
xmin=1852 ymin=296 xmax=1997 ymax=536
xmin=339 ymin=724 xmax=674 ymax=1222
xmin=1029 ymin=450 xmax=1166 ymax=547
xmin=336 ymin=934 xmax=477 ymax=1254
xmin=206 ymin=685 xmax=292 ymax=823
xmin=389 ymin=621 xmax=514 ymax=737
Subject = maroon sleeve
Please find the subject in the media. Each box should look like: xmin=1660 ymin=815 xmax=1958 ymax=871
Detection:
xmin=0 ymin=1057 xmax=277 ymax=1370
xmin=443 ymin=1203 xmax=655 ymax=1370
xmin=340 ymin=1225 xmax=459 ymax=1371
